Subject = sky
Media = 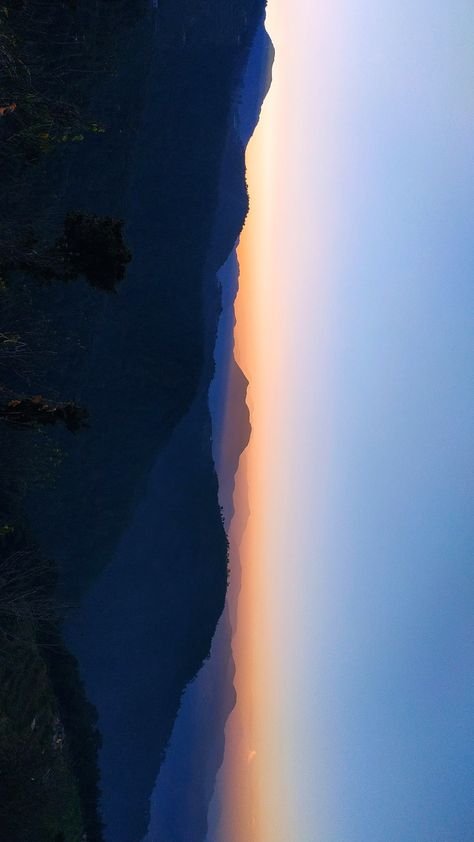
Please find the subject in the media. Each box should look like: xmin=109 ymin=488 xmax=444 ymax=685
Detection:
xmin=209 ymin=2 xmax=474 ymax=841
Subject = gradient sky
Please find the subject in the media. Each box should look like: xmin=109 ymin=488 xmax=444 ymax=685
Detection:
xmin=210 ymin=2 xmax=474 ymax=841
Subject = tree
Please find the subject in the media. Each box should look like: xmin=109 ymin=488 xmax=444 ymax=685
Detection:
xmin=0 ymin=396 xmax=88 ymax=432
xmin=55 ymin=211 xmax=132 ymax=292
xmin=1 ymin=212 xmax=132 ymax=293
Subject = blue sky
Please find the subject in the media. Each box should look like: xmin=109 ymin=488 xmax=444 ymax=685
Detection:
xmin=293 ymin=3 xmax=474 ymax=839
xmin=214 ymin=2 xmax=474 ymax=840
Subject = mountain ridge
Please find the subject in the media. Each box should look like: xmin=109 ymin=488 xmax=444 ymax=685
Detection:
xmin=143 ymin=17 xmax=274 ymax=842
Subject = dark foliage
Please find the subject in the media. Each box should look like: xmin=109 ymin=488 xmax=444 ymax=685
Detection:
xmin=0 ymin=549 xmax=55 ymax=628
xmin=45 ymin=627 xmax=104 ymax=842
xmin=0 ymin=396 xmax=88 ymax=432
xmin=1 ymin=212 xmax=132 ymax=292
xmin=0 ymin=0 xmax=150 ymax=838
xmin=58 ymin=211 xmax=132 ymax=292
xmin=0 ymin=541 xmax=102 ymax=842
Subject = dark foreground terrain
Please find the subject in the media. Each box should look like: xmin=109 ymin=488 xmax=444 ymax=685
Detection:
xmin=0 ymin=0 xmax=266 ymax=839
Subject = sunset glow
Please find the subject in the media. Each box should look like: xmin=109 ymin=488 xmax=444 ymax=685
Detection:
xmin=216 ymin=4 xmax=336 ymax=838
xmin=210 ymin=2 xmax=474 ymax=841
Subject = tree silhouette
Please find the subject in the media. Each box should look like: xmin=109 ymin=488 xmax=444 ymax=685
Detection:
xmin=2 ymin=212 xmax=132 ymax=293
xmin=55 ymin=211 xmax=132 ymax=292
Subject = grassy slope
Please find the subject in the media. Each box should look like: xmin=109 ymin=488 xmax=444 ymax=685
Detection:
xmin=0 ymin=1 xmax=152 ymax=838
xmin=0 ymin=633 xmax=84 ymax=842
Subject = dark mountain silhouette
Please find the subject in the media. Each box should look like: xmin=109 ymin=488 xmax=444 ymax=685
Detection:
xmin=0 ymin=1 xmax=270 ymax=839
xmin=143 ymin=18 xmax=274 ymax=842
xmin=216 ymin=358 xmax=251 ymax=522
xmin=25 ymin=0 xmax=267 ymax=599
xmin=20 ymin=4 xmax=274 ymax=842
xmin=238 ymin=13 xmax=275 ymax=146
xmin=66 ymin=389 xmax=227 ymax=842
xmin=144 ymin=608 xmax=236 ymax=842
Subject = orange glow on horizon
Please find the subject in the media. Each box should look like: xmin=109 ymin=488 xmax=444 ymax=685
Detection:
xmin=215 ymin=3 xmax=346 ymax=838
xmin=215 ymin=6 xmax=291 ymax=839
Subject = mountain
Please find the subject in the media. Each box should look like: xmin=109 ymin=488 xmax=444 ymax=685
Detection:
xmin=0 ymin=1 xmax=270 ymax=839
xmin=143 ymin=18 xmax=274 ymax=842
xmin=66 ymin=390 xmax=227 ymax=842
xmin=32 ymin=3 xmax=271 ymax=842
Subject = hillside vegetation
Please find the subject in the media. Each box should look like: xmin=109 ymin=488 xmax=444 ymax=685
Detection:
xmin=0 ymin=0 xmax=151 ymax=838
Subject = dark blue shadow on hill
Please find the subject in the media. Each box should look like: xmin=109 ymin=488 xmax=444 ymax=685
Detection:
xmin=59 ymin=4 xmax=271 ymax=842
xmin=143 ymin=19 xmax=274 ymax=842
xmin=66 ymin=390 xmax=227 ymax=842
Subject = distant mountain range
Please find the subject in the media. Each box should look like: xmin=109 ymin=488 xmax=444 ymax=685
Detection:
xmin=144 ymin=18 xmax=274 ymax=842
xmin=22 ymin=3 xmax=274 ymax=842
